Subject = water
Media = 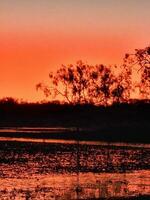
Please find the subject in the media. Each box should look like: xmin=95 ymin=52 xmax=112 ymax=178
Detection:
xmin=0 ymin=128 xmax=150 ymax=199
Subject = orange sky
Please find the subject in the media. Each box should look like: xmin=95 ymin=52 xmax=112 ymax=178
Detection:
xmin=0 ymin=0 xmax=150 ymax=102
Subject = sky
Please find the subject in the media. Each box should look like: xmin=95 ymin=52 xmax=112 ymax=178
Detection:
xmin=0 ymin=0 xmax=150 ymax=102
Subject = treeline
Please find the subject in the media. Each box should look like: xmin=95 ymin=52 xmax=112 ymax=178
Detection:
xmin=37 ymin=46 xmax=150 ymax=105
xmin=0 ymin=97 xmax=149 ymax=128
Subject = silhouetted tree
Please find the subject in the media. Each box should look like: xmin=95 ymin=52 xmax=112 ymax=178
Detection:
xmin=0 ymin=97 xmax=18 ymax=105
xmin=37 ymin=61 xmax=121 ymax=105
xmin=111 ymin=61 xmax=132 ymax=103
xmin=124 ymin=46 xmax=150 ymax=99
xmin=88 ymin=64 xmax=116 ymax=105
xmin=37 ymin=46 xmax=150 ymax=105
xmin=36 ymin=60 xmax=133 ymax=105
xmin=37 ymin=61 xmax=92 ymax=104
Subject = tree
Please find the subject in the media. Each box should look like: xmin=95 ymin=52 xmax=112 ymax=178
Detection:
xmin=37 ymin=61 xmax=92 ymax=104
xmin=0 ymin=97 xmax=18 ymax=105
xmin=111 ymin=59 xmax=132 ymax=103
xmin=36 ymin=60 xmax=133 ymax=105
xmin=37 ymin=61 xmax=118 ymax=105
xmin=88 ymin=64 xmax=116 ymax=105
xmin=36 ymin=61 xmax=130 ymax=105
xmin=123 ymin=46 xmax=150 ymax=99
xmin=37 ymin=45 xmax=150 ymax=105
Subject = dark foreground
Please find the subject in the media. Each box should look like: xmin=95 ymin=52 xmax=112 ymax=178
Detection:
xmin=0 ymin=101 xmax=150 ymax=143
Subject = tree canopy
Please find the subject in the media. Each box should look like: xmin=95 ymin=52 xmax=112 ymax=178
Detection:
xmin=36 ymin=46 xmax=150 ymax=105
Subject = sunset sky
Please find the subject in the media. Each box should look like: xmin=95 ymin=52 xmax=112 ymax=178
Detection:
xmin=0 ymin=0 xmax=150 ymax=102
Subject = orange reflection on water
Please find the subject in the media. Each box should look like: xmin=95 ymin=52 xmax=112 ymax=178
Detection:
xmin=0 ymin=138 xmax=149 ymax=199
xmin=0 ymin=170 xmax=149 ymax=199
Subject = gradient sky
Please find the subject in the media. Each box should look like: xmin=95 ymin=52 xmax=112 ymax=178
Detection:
xmin=0 ymin=0 xmax=150 ymax=102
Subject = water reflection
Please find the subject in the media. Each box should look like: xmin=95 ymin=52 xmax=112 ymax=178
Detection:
xmin=0 ymin=136 xmax=149 ymax=148
xmin=0 ymin=138 xmax=149 ymax=199
xmin=0 ymin=127 xmax=76 ymax=133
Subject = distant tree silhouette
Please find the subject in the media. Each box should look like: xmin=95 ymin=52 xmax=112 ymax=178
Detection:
xmin=0 ymin=97 xmax=18 ymax=105
xmin=124 ymin=46 xmax=150 ymax=99
xmin=87 ymin=64 xmax=116 ymax=105
xmin=37 ymin=61 xmax=132 ymax=105
xmin=111 ymin=58 xmax=132 ymax=103
xmin=37 ymin=61 xmax=92 ymax=104
xmin=37 ymin=46 xmax=150 ymax=105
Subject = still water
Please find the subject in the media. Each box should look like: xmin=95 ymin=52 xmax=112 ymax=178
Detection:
xmin=0 ymin=129 xmax=149 ymax=199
